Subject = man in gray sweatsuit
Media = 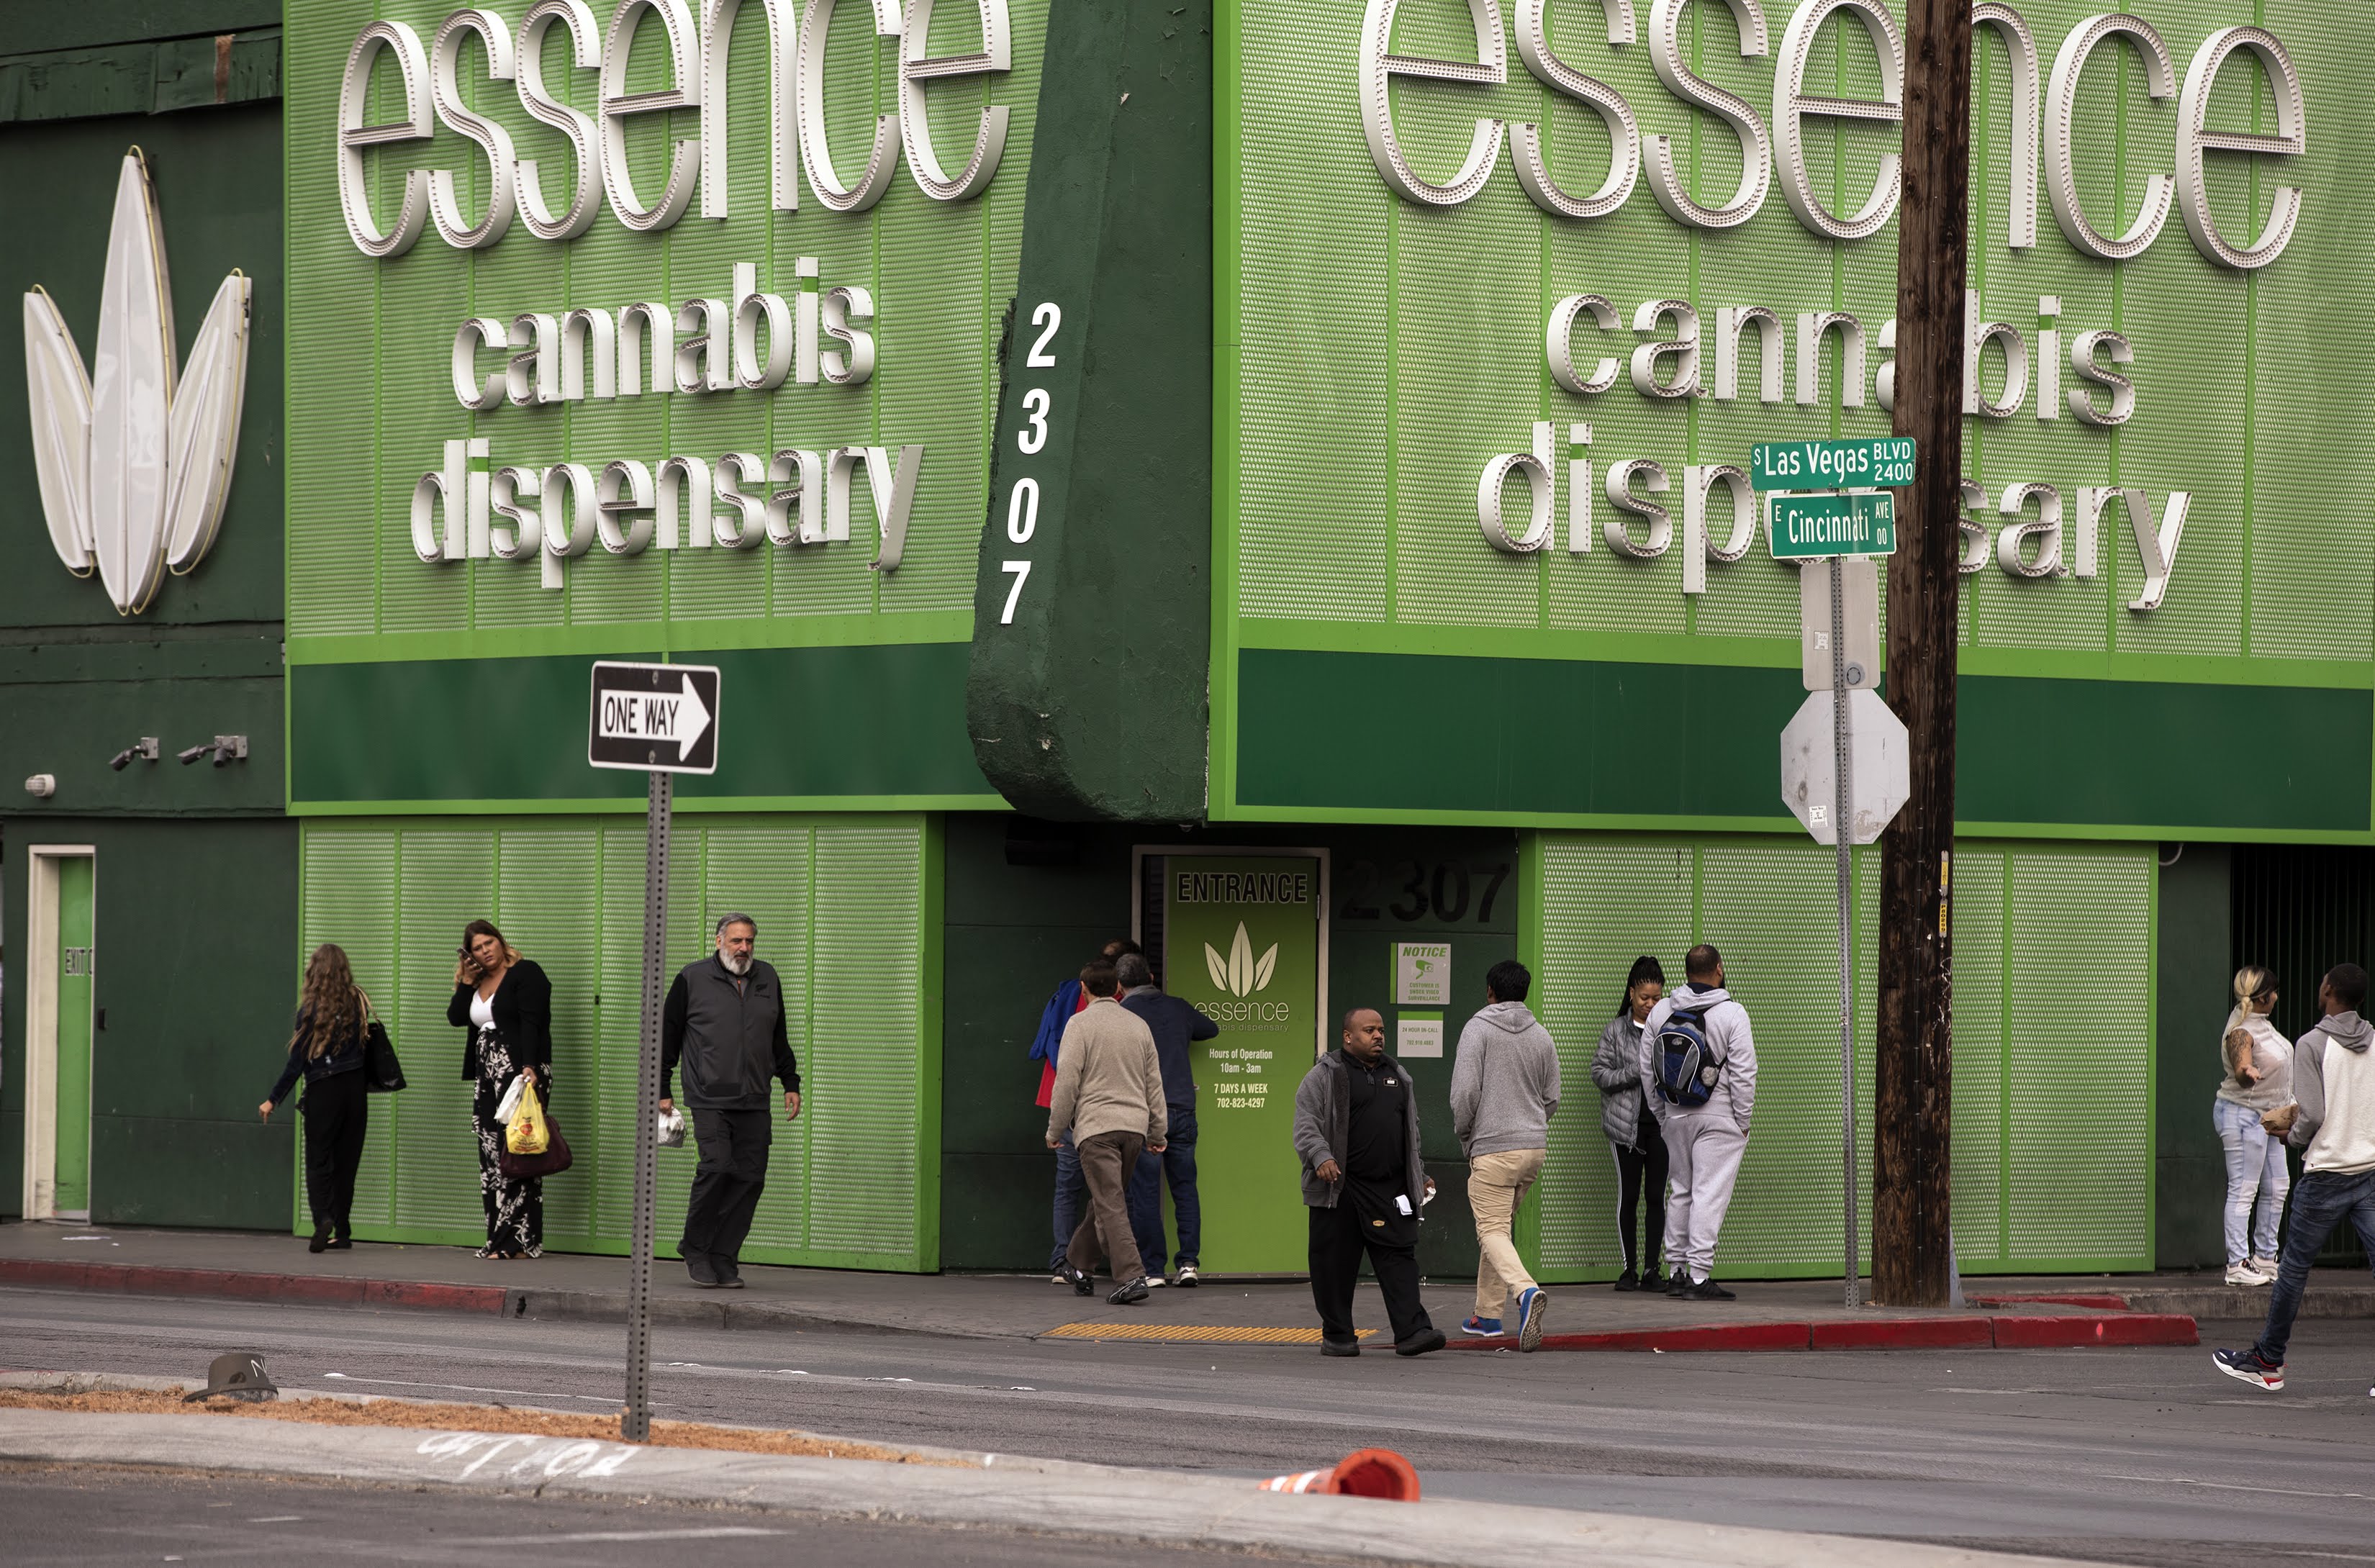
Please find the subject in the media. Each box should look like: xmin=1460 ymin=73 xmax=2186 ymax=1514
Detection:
xmin=1449 ymin=959 xmax=1561 ymax=1349
xmin=1637 ymin=943 xmax=1756 ymax=1301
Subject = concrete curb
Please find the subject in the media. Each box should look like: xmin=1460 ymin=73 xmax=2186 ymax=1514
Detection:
xmin=0 ymin=1259 xmax=507 ymax=1315
xmin=0 ymin=1407 xmax=2121 ymax=1568
xmin=1449 ymin=1313 xmax=2197 ymax=1354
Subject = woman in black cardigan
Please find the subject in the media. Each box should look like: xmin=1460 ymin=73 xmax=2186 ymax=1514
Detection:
xmin=448 ymin=919 xmax=553 ymax=1259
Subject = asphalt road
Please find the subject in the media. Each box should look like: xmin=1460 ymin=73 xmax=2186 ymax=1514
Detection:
xmin=0 ymin=1462 xmax=1360 ymax=1566
xmin=4 ymin=1284 xmax=2371 ymax=1568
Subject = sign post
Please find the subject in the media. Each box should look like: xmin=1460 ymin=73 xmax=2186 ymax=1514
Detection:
xmin=1758 ymin=439 xmax=1914 ymax=1311
xmin=588 ymin=660 xmax=722 ymax=1442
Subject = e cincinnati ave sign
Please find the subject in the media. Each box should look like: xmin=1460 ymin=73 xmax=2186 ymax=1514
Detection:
xmin=588 ymin=661 xmax=721 ymax=774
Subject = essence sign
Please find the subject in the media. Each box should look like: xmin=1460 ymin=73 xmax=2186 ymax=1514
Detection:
xmin=326 ymin=0 xmax=1018 ymax=596
xmin=1215 ymin=0 xmax=2357 ymax=661
xmin=1426 ymin=0 xmax=2300 ymax=612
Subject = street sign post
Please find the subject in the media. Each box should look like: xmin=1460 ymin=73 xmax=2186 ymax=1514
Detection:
xmin=1770 ymin=491 xmax=1898 ymax=558
xmin=1748 ymin=435 xmax=1918 ymax=490
xmin=1758 ymin=433 xmax=1914 ymax=1312
xmin=587 ymin=660 xmax=723 ymax=1444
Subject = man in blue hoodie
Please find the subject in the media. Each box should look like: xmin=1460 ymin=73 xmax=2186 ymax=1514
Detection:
xmin=1637 ymin=943 xmax=1758 ymax=1302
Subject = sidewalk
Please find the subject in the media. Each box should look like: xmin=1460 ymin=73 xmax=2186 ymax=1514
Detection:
xmin=0 ymin=1220 xmax=2278 ymax=1351
xmin=0 ymin=1399 xmax=2117 ymax=1568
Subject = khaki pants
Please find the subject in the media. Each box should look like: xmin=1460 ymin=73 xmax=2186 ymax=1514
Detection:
xmin=1067 ymin=1130 xmax=1149 ymax=1282
xmin=1469 ymin=1146 xmax=1545 ymax=1319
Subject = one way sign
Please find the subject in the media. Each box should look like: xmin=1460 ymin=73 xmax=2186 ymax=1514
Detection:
xmin=589 ymin=661 xmax=722 ymax=774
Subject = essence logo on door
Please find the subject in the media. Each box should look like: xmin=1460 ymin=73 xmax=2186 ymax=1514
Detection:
xmin=1205 ymin=923 xmax=1280 ymax=1000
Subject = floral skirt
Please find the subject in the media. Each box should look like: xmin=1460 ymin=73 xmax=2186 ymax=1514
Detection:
xmin=471 ymin=1028 xmax=543 ymax=1256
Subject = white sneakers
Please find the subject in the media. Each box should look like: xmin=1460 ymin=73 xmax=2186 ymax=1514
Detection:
xmin=2225 ymin=1261 xmax=2276 ymax=1287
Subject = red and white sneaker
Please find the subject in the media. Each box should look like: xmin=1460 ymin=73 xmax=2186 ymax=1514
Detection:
xmin=2212 ymin=1347 xmax=2284 ymax=1390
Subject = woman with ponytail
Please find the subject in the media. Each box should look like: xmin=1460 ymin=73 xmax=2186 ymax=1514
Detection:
xmin=258 ymin=944 xmax=374 ymax=1253
xmin=2214 ymin=966 xmax=2294 ymax=1285
xmin=1590 ymin=955 xmax=1668 ymax=1291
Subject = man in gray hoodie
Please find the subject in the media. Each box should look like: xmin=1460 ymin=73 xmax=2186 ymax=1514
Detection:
xmin=1449 ymin=959 xmax=1562 ymax=1351
xmin=2215 ymin=962 xmax=2375 ymax=1391
xmin=1637 ymin=943 xmax=1758 ymax=1301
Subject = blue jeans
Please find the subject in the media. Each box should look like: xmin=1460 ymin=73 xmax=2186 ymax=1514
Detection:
xmin=1049 ymin=1133 xmax=1090 ymax=1272
xmin=2252 ymin=1167 xmax=2375 ymax=1366
xmin=2214 ymin=1097 xmax=2290 ymax=1264
xmin=1128 ymin=1107 xmax=1201 ymax=1275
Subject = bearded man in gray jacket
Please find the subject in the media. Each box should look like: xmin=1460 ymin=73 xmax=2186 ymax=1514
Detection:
xmin=1637 ymin=943 xmax=1757 ymax=1302
xmin=1449 ymin=959 xmax=1562 ymax=1350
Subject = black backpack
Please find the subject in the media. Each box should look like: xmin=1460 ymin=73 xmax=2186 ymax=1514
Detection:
xmin=1654 ymin=1005 xmax=1722 ymax=1107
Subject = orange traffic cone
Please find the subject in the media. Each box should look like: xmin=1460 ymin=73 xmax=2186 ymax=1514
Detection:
xmin=1255 ymin=1447 xmax=1421 ymax=1501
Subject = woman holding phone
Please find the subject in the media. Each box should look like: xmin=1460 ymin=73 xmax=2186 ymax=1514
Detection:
xmin=448 ymin=920 xmax=553 ymax=1259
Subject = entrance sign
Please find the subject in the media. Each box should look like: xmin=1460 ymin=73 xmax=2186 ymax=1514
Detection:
xmin=588 ymin=662 xmax=721 ymax=774
xmin=1163 ymin=854 xmax=1324 ymax=1275
xmin=1770 ymin=492 xmax=1899 ymax=558
xmin=1749 ymin=436 xmax=1917 ymax=491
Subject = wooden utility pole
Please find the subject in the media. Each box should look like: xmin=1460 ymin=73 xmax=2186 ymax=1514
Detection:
xmin=1874 ymin=0 xmax=1969 ymax=1305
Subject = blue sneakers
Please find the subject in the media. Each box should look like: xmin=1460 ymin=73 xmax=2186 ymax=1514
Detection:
xmin=1460 ymin=1315 xmax=1503 ymax=1337
xmin=2212 ymin=1346 xmax=2284 ymax=1390
xmin=1516 ymin=1286 xmax=1549 ymax=1353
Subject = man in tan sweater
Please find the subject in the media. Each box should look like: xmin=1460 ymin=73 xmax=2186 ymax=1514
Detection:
xmin=1047 ymin=960 xmax=1169 ymax=1303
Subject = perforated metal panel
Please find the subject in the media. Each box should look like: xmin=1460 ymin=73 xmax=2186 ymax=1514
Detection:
xmin=1529 ymin=833 xmax=2153 ymax=1279
xmin=297 ymin=816 xmax=936 ymax=1269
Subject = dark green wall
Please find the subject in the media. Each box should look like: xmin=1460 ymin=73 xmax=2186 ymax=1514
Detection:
xmin=2 ymin=817 xmax=299 ymax=1227
xmin=2155 ymin=843 xmax=2231 ymax=1270
xmin=964 ymin=0 xmax=1213 ymax=821
xmin=938 ymin=813 xmax=1514 ymax=1276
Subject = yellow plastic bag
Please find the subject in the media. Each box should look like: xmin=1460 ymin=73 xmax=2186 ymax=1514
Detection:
xmin=506 ymin=1079 xmax=550 ymax=1156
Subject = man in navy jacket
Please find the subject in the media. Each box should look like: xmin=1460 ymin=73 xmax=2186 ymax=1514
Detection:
xmin=1120 ymin=952 xmax=1220 ymax=1285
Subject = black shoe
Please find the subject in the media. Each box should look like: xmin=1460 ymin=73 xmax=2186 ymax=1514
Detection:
xmin=1686 ymin=1277 xmax=1736 ymax=1301
xmin=686 ymin=1253 xmax=721 ymax=1287
xmin=1663 ymin=1269 xmax=1689 ymax=1297
xmin=715 ymin=1257 xmax=746 ymax=1290
xmin=1612 ymin=1267 xmax=1639 ymax=1292
xmin=308 ymin=1231 xmax=329 ymax=1254
xmin=1110 ymin=1276 xmax=1151 ymax=1305
xmin=1320 ymin=1338 xmax=1361 ymax=1357
xmin=1394 ymin=1328 xmax=1447 ymax=1357
xmin=1061 ymin=1263 xmax=1095 ymax=1297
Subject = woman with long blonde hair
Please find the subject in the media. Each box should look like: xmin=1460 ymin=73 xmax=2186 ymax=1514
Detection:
xmin=2215 ymin=965 xmax=2294 ymax=1285
xmin=448 ymin=919 xmax=554 ymax=1259
xmin=258 ymin=943 xmax=374 ymax=1252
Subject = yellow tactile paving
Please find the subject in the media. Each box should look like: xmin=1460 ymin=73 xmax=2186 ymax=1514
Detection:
xmin=1039 ymin=1323 xmax=1378 ymax=1343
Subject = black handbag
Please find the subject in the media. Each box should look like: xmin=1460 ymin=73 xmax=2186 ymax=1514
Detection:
xmin=363 ymin=1013 xmax=407 ymax=1093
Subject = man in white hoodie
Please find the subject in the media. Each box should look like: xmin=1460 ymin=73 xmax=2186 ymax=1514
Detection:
xmin=1449 ymin=959 xmax=1562 ymax=1351
xmin=2215 ymin=962 xmax=2375 ymax=1392
xmin=1637 ymin=944 xmax=1758 ymax=1302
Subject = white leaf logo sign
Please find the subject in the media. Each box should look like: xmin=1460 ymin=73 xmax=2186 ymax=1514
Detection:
xmin=23 ymin=148 xmax=250 ymax=616
xmin=1202 ymin=921 xmax=1282 ymax=1000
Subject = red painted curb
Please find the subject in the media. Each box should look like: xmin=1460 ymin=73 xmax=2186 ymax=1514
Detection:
xmin=1989 ymin=1312 xmax=2197 ymax=1348
xmin=1970 ymin=1292 xmax=2130 ymax=1311
xmin=1811 ymin=1315 xmax=1995 ymax=1351
xmin=0 ymin=1259 xmax=507 ymax=1315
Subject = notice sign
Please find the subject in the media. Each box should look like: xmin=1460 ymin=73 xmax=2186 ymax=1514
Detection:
xmin=1394 ymin=941 xmax=1450 ymax=1006
xmin=1166 ymin=854 xmax=1322 ymax=1274
xmin=589 ymin=661 xmax=722 ymax=774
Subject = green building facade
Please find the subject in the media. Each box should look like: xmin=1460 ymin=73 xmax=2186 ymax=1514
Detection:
xmin=8 ymin=0 xmax=2369 ymax=1279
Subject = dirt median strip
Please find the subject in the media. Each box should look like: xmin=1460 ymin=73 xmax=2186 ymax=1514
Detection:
xmin=0 ymin=1389 xmax=964 ymax=1466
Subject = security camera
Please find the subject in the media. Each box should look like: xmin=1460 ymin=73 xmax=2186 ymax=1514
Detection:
xmin=109 ymin=737 xmax=160 ymax=771
xmin=177 ymin=744 xmax=209 ymax=765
